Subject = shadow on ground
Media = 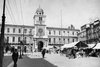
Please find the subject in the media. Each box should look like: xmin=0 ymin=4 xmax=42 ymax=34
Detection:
xmin=3 ymin=56 xmax=12 ymax=67
xmin=17 ymin=56 xmax=58 ymax=67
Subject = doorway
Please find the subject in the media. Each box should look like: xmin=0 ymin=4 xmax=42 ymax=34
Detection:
xmin=37 ymin=41 xmax=43 ymax=52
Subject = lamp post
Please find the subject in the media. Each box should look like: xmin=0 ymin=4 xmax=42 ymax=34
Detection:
xmin=19 ymin=41 xmax=22 ymax=59
xmin=68 ymin=31 xmax=69 ymax=44
xmin=0 ymin=0 xmax=6 ymax=67
xmin=22 ymin=26 xmax=25 ymax=56
xmin=45 ymin=39 xmax=48 ymax=47
xmin=33 ymin=39 xmax=35 ymax=52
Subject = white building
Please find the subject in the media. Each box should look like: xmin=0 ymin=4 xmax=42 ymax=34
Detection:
xmin=0 ymin=7 xmax=80 ymax=52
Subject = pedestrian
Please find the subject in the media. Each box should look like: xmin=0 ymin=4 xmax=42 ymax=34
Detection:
xmin=5 ymin=46 xmax=9 ymax=53
xmin=72 ymin=49 xmax=76 ymax=58
xmin=11 ymin=46 xmax=15 ymax=53
xmin=41 ymin=49 xmax=46 ymax=58
xmin=12 ymin=49 xmax=19 ymax=67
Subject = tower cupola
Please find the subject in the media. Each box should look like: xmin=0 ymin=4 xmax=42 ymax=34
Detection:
xmin=34 ymin=7 xmax=46 ymax=25
xmin=36 ymin=7 xmax=44 ymax=15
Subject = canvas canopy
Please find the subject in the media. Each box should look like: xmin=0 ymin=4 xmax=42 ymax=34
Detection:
xmin=87 ymin=44 xmax=96 ymax=48
xmin=75 ymin=41 xmax=88 ymax=48
xmin=61 ymin=42 xmax=79 ymax=49
xmin=93 ymin=43 xmax=100 ymax=49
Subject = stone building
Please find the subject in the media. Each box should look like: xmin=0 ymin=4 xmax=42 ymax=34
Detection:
xmin=0 ymin=7 xmax=80 ymax=51
xmin=78 ymin=19 xmax=100 ymax=44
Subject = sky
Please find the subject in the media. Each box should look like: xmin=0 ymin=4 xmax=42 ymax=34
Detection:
xmin=0 ymin=0 xmax=100 ymax=29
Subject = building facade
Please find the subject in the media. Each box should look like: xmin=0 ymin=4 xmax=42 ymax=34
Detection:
xmin=0 ymin=7 xmax=80 ymax=51
xmin=78 ymin=19 xmax=100 ymax=44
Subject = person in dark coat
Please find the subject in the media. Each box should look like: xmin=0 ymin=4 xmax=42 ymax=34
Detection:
xmin=11 ymin=46 xmax=15 ymax=53
xmin=41 ymin=49 xmax=46 ymax=58
xmin=12 ymin=49 xmax=19 ymax=67
xmin=5 ymin=46 xmax=9 ymax=53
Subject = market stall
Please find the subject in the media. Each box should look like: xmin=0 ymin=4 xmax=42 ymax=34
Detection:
xmin=92 ymin=43 xmax=100 ymax=57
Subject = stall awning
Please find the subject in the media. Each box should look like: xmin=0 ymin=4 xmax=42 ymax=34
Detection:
xmin=93 ymin=43 xmax=100 ymax=49
xmin=87 ymin=44 xmax=96 ymax=48
xmin=75 ymin=41 xmax=88 ymax=48
xmin=61 ymin=42 xmax=79 ymax=49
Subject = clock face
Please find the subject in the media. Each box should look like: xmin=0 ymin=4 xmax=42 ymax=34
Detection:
xmin=38 ymin=28 xmax=43 ymax=33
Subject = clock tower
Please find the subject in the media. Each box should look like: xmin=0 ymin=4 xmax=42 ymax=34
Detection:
xmin=33 ymin=7 xmax=48 ymax=52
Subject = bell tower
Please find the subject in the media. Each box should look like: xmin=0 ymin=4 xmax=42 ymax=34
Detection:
xmin=34 ymin=7 xmax=46 ymax=25
xmin=33 ymin=7 xmax=48 ymax=52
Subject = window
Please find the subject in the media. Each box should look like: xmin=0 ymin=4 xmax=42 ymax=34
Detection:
xmin=49 ymin=30 xmax=51 ymax=35
xmin=73 ymin=39 xmax=74 ymax=42
xmin=63 ymin=31 xmax=65 ymax=33
xmin=67 ymin=31 xmax=69 ymax=33
xmin=63 ymin=38 xmax=65 ymax=43
xmin=7 ymin=37 xmax=9 ymax=43
xmin=23 ymin=37 xmax=27 ymax=44
xmin=68 ymin=39 xmax=69 ymax=43
xmin=67 ymin=31 xmax=69 ymax=36
xmin=24 ymin=29 xmax=27 ymax=33
xmin=54 ymin=30 xmax=55 ymax=35
xmin=39 ymin=17 xmax=42 ymax=21
xmin=13 ymin=28 xmax=15 ymax=33
xmin=77 ymin=32 xmax=78 ymax=35
xmin=29 ymin=29 xmax=32 ymax=34
xmin=54 ymin=38 xmax=55 ymax=44
xmin=19 ymin=29 xmax=21 ymax=33
xmin=59 ymin=31 xmax=61 ymax=35
xmin=30 ymin=37 xmax=32 ymax=39
xmin=72 ymin=32 xmax=74 ymax=35
xmin=49 ymin=38 xmax=51 ymax=43
xmin=39 ymin=13 xmax=41 ymax=15
xmin=18 ymin=37 xmax=21 ymax=42
xmin=12 ymin=37 xmax=15 ymax=42
xmin=25 ymin=37 xmax=27 ymax=41
xmin=7 ymin=28 xmax=10 ymax=33
xmin=59 ymin=38 xmax=61 ymax=41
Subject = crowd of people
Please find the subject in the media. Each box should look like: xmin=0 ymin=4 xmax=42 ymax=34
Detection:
xmin=59 ymin=47 xmax=100 ymax=59
xmin=3 ymin=44 xmax=100 ymax=67
xmin=4 ymin=45 xmax=27 ymax=54
xmin=4 ymin=44 xmax=100 ymax=62
xmin=42 ymin=45 xmax=100 ymax=59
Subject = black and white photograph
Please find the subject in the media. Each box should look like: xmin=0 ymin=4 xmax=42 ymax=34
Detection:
xmin=0 ymin=0 xmax=100 ymax=67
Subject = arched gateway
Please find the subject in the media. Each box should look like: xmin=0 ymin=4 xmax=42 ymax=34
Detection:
xmin=37 ymin=41 xmax=44 ymax=52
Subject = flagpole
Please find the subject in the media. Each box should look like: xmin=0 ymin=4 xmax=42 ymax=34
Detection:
xmin=60 ymin=10 xmax=62 ymax=45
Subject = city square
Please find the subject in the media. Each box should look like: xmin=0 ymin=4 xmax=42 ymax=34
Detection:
xmin=0 ymin=0 xmax=100 ymax=67
xmin=4 ymin=52 xmax=100 ymax=67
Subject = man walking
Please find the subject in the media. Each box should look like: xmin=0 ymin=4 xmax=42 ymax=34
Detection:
xmin=41 ymin=49 xmax=46 ymax=58
xmin=12 ymin=49 xmax=19 ymax=67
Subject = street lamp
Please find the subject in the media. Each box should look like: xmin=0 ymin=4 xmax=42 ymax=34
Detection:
xmin=19 ymin=41 xmax=23 ymax=59
xmin=33 ymin=39 xmax=35 ymax=52
xmin=68 ymin=31 xmax=69 ymax=44
xmin=0 ymin=0 xmax=6 ymax=67
xmin=22 ymin=40 xmax=25 ymax=56
xmin=45 ymin=39 xmax=48 ymax=47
